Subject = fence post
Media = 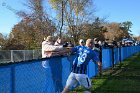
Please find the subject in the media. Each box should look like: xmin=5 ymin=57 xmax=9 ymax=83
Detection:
xmin=99 ymin=47 xmax=102 ymax=62
xmin=112 ymin=47 xmax=114 ymax=68
xmin=24 ymin=50 xmax=26 ymax=61
xmin=99 ymin=47 xmax=102 ymax=76
xmin=33 ymin=50 xmax=35 ymax=59
xmin=11 ymin=50 xmax=14 ymax=62
xmin=119 ymin=47 xmax=121 ymax=64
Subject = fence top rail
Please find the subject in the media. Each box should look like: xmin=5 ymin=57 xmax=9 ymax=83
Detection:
xmin=0 ymin=46 xmax=140 ymax=66
xmin=0 ymin=55 xmax=67 ymax=67
xmin=0 ymin=50 xmax=40 ymax=51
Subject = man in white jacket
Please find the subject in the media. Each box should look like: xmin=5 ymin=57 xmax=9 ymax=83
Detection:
xmin=42 ymin=36 xmax=65 ymax=58
xmin=42 ymin=36 xmax=69 ymax=92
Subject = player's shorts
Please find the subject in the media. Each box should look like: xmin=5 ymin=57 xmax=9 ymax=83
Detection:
xmin=65 ymin=72 xmax=91 ymax=90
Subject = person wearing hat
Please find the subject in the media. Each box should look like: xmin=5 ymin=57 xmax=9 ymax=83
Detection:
xmin=79 ymin=39 xmax=85 ymax=46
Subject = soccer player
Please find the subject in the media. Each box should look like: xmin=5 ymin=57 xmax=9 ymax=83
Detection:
xmin=62 ymin=39 xmax=102 ymax=93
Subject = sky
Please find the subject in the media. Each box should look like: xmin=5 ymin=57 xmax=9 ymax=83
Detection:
xmin=0 ymin=0 xmax=140 ymax=36
xmin=94 ymin=0 xmax=140 ymax=36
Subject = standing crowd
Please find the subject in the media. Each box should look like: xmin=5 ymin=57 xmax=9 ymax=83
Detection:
xmin=41 ymin=35 xmax=139 ymax=93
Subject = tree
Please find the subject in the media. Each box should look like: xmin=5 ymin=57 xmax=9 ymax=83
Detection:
xmin=0 ymin=33 xmax=9 ymax=50
xmin=104 ymin=22 xmax=124 ymax=42
xmin=135 ymin=35 xmax=140 ymax=41
xmin=91 ymin=17 xmax=107 ymax=40
xmin=8 ymin=0 xmax=57 ymax=49
xmin=8 ymin=17 xmax=56 ymax=50
xmin=121 ymin=21 xmax=132 ymax=32
xmin=17 ymin=0 xmax=56 ymax=36
xmin=48 ymin=0 xmax=69 ymax=38
xmin=120 ymin=21 xmax=133 ymax=38
xmin=0 ymin=33 xmax=4 ymax=49
xmin=49 ymin=0 xmax=95 ymax=44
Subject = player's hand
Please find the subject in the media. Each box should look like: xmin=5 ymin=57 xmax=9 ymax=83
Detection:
xmin=97 ymin=62 xmax=102 ymax=67
xmin=97 ymin=62 xmax=102 ymax=76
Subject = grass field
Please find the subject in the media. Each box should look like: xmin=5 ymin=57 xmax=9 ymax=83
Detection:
xmin=71 ymin=52 xmax=140 ymax=93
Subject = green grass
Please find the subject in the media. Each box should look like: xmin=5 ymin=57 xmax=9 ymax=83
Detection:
xmin=71 ymin=52 xmax=140 ymax=93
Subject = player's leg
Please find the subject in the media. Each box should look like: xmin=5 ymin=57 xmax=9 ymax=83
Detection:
xmin=62 ymin=72 xmax=78 ymax=93
xmin=76 ymin=74 xmax=92 ymax=93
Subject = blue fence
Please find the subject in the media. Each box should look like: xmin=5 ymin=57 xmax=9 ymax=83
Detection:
xmin=0 ymin=46 xmax=140 ymax=93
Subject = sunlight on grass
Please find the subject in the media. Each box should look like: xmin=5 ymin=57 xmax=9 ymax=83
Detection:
xmin=71 ymin=53 xmax=140 ymax=93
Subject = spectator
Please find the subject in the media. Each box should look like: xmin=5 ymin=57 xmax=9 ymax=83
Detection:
xmin=93 ymin=38 xmax=102 ymax=67
xmin=68 ymin=41 xmax=74 ymax=47
xmin=79 ymin=39 xmax=85 ymax=46
xmin=103 ymin=39 xmax=109 ymax=48
xmin=42 ymin=36 xmax=70 ymax=69
xmin=94 ymin=38 xmax=100 ymax=48
xmin=62 ymin=39 xmax=102 ymax=93
xmin=42 ymin=36 xmax=69 ymax=93
xmin=42 ymin=36 xmax=66 ymax=58
xmin=93 ymin=38 xmax=101 ymax=51
xmin=54 ymin=37 xmax=62 ymax=46
xmin=112 ymin=40 xmax=118 ymax=48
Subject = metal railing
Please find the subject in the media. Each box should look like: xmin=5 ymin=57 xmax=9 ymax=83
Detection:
xmin=0 ymin=50 xmax=41 ymax=63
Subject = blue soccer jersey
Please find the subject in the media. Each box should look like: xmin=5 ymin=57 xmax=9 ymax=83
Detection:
xmin=71 ymin=46 xmax=99 ymax=74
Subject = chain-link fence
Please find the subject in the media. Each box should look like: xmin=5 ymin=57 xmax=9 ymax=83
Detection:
xmin=0 ymin=50 xmax=41 ymax=63
xmin=0 ymin=46 xmax=140 ymax=93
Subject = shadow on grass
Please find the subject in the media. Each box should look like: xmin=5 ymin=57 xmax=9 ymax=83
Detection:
xmin=70 ymin=53 xmax=140 ymax=93
xmin=92 ymin=52 xmax=140 ymax=93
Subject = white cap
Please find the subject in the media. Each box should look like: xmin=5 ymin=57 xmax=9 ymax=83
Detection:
xmin=79 ymin=39 xmax=84 ymax=43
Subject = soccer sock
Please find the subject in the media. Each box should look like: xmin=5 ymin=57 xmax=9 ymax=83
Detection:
xmin=85 ymin=91 xmax=91 ymax=93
